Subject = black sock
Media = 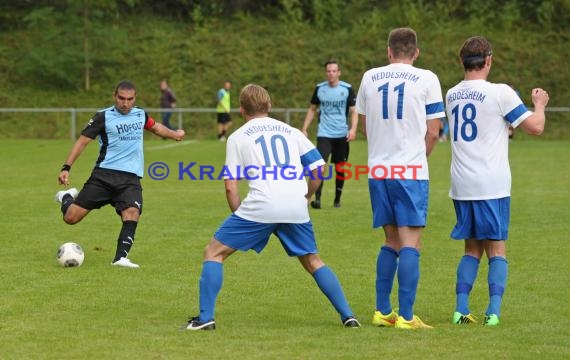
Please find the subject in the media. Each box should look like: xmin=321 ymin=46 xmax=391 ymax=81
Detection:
xmin=61 ymin=194 xmax=74 ymax=215
xmin=314 ymin=182 xmax=323 ymax=202
xmin=222 ymin=130 xmax=227 ymax=136
xmin=114 ymin=220 xmax=138 ymax=262
xmin=334 ymin=178 xmax=345 ymax=203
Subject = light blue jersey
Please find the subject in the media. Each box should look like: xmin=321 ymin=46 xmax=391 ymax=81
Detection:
xmin=310 ymin=81 xmax=356 ymax=138
xmin=81 ymin=106 xmax=154 ymax=177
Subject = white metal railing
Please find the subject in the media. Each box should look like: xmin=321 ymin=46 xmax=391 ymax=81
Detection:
xmin=0 ymin=107 xmax=567 ymax=140
xmin=0 ymin=107 xmax=310 ymax=140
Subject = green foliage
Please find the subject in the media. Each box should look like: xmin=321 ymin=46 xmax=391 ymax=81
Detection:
xmin=310 ymin=0 xmax=344 ymax=28
xmin=14 ymin=2 xmax=138 ymax=91
xmin=279 ymin=0 xmax=304 ymax=23
xmin=18 ymin=7 xmax=83 ymax=89
xmin=500 ymin=0 xmax=522 ymax=29
xmin=0 ymin=1 xmax=568 ymax=139
xmin=537 ymin=0 xmax=556 ymax=26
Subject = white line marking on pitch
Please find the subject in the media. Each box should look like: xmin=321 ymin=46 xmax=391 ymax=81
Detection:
xmin=146 ymin=140 xmax=197 ymax=151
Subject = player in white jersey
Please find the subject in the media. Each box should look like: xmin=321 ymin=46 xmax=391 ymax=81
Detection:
xmin=446 ymin=36 xmax=549 ymax=326
xmin=185 ymin=84 xmax=360 ymax=330
xmin=356 ymin=27 xmax=444 ymax=329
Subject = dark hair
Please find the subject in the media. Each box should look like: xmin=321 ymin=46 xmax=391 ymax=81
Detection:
xmin=114 ymin=80 xmax=136 ymax=95
xmin=324 ymin=59 xmax=340 ymax=70
xmin=459 ymin=36 xmax=493 ymax=71
xmin=388 ymin=28 xmax=417 ymax=59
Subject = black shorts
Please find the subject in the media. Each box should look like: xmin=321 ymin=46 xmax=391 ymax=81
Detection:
xmin=74 ymin=167 xmax=143 ymax=215
xmin=217 ymin=113 xmax=231 ymax=124
xmin=316 ymin=137 xmax=349 ymax=164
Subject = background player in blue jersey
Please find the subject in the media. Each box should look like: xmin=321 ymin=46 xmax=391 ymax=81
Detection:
xmin=55 ymin=80 xmax=185 ymax=268
xmin=185 ymin=84 xmax=360 ymax=330
xmin=356 ymin=28 xmax=444 ymax=329
xmin=301 ymin=60 xmax=358 ymax=209
xmin=446 ymin=36 xmax=549 ymax=326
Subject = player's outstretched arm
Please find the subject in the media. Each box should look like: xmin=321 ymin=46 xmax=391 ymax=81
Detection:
xmin=149 ymin=122 xmax=185 ymax=141
xmin=520 ymin=88 xmax=549 ymax=136
xmin=58 ymin=135 xmax=92 ymax=186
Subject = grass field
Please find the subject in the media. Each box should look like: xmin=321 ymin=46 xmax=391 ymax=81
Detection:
xmin=1 ymin=138 xmax=569 ymax=359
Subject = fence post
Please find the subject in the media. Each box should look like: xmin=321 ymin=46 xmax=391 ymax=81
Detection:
xmin=70 ymin=108 xmax=76 ymax=141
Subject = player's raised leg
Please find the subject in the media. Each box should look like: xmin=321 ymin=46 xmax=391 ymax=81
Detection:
xmin=55 ymin=188 xmax=91 ymax=225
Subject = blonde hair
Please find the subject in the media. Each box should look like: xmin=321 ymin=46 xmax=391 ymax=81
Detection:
xmin=239 ymin=84 xmax=271 ymax=116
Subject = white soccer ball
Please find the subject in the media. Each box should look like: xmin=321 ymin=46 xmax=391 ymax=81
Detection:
xmin=56 ymin=242 xmax=85 ymax=267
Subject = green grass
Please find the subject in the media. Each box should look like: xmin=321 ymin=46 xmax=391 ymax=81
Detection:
xmin=1 ymin=138 xmax=569 ymax=359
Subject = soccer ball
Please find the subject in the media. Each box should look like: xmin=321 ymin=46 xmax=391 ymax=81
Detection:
xmin=56 ymin=242 xmax=85 ymax=267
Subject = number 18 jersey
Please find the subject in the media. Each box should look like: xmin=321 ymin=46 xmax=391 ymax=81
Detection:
xmin=446 ymin=80 xmax=532 ymax=200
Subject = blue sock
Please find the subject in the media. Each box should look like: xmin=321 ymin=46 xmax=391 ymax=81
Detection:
xmin=455 ymin=255 xmax=480 ymax=314
xmin=376 ymin=246 xmax=398 ymax=314
xmin=397 ymin=247 xmax=420 ymax=321
xmin=198 ymin=261 xmax=223 ymax=322
xmin=487 ymin=256 xmax=508 ymax=316
xmin=313 ymin=266 xmax=353 ymax=321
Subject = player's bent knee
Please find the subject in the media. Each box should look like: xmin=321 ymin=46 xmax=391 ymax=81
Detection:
xmin=203 ymin=237 xmax=234 ymax=262
xmin=62 ymin=205 xmax=89 ymax=225
xmin=299 ymin=254 xmax=325 ymax=274
xmin=121 ymin=207 xmax=140 ymax=221
xmin=63 ymin=213 xmax=81 ymax=225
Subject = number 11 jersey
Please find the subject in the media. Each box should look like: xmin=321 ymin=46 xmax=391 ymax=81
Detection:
xmin=356 ymin=63 xmax=445 ymax=181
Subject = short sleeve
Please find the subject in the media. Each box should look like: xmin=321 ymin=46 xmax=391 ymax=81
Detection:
xmin=310 ymin=87 xmax=320 ymax=106
xmin=144 ymin=113 xmax=156 ymax=130
xmin=500 ymin=85 xmax=531 ymax=127
xmin=298 ymin=130 xmax=325 ymax=169
xmin=81 ymin=112 xmax=105 ymax=139
xmin=425 ymin=72 xmax=445 ymax=120
xmin=223 ymin=136 xmax=242 ymax=179
xmin=347 ymin=86 xmax=357 ymax=107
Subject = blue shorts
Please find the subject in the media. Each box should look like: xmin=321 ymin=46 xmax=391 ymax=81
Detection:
xmin=214 ymin=214 xmax=318 ymax=256
xmin=368 ymin=179 xmax=429 ymax=228
xmin=450 ymin=198 xmax=510 ymax=241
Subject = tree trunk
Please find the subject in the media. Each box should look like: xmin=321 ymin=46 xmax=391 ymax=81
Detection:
xmin=83 ymin=5 xmax=90 ymax=91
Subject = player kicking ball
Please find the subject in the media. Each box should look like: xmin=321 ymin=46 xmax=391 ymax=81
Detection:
xmin=55 ymin=80 xmax=184 ymax=268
